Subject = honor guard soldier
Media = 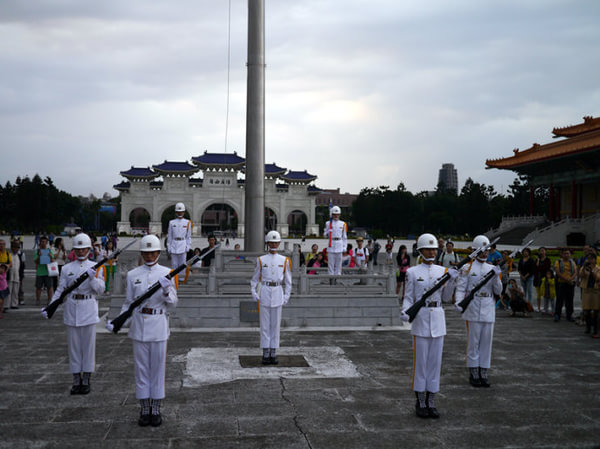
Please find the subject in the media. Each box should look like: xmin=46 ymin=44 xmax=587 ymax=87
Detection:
xmin=167 ymin=202 xmax=192 ymax=269
xmin=323 ymin=206 xmax=347 ymax=276
xmin=119 ymin=235 xmax=177 ymax=427
xmin=454 ymin=235 xmax=502 ymax=388
xmin=250 ymin=231 xmax=292 ymax=365
xmin=46 ymin=233 xmax=104 ymax=395
xmin=401 ymin=233 xmax=453 ymax=419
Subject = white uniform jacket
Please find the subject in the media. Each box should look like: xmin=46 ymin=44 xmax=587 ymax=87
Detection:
xmin=121 ymin=264 xmax=178 ymax=342
xmin=250 ymin=253 xmax=292 ymax=308
xmin=50 ymin=259 xmax=105 ymax=327
xmin=324 ymin=219 xmax=348 ymax=253
xmin=167 ymin=218 xmax=192 ymax=254
xmin=402 ymin=263 xmax=447 ymax=338
xmin=455 ymin=260 xmax=502 ymax=323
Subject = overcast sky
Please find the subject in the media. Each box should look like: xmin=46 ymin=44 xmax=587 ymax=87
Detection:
xmin=1 ymin=0 xmax=599 ymax=198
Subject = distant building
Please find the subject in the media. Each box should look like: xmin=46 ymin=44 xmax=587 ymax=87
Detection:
xmin=438 ymin=163 xmax=458 ymax=191
xmin=315 ymin=188 xmax=358 ymax=209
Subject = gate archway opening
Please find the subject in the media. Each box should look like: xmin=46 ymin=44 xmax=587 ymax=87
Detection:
xmin=287 ymin=210 xmax=307 ymax=237
xmin=129 ymin=207 xmax=151 ymax=234
xmin=265 ymin=207 xmax=277 ymax=232
xmin=201 ymin=203 xmax=238 ymax=237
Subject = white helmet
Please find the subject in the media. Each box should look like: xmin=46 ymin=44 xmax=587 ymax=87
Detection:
xmin=175 ymin=202 xmax=185 ymax=212
xmin=331 ymin=206 xmax=341 ymax=215
xmin=265 ymin=230 xmax=281 ymax=243
xmin=472 ymin=235 xmax=491 ymax=250
xmin=73 ymin=233 xmax=92 ymax=249
xmin=417 ymin=233 xmax=438 ymax=250
xmin=140 ymin=235 xmax=161 ymax=252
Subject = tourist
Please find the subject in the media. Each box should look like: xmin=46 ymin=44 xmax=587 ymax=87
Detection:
xmin=534 ymin=247 xmax=552 ymax=312
xmin=395 ymin=244 xmax=410 ymax=299
xmin=517 ymin=248 xmax=536 ymax=308
xmin=554 ymin=248 xmax=577 ymax=322
xmin=578 ymin=250 xmax=600 ymax=336
xmin=34 ymin=236 xmax=55 ymax=306
xmin=539 ymin=269 xmax=556 ymax=315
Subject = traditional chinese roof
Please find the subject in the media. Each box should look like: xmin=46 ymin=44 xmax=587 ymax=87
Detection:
xmin=553 ymin=115 xmax=600 ymax=138
xmin=307 ymin=185 xmax=323 ymax=193
xmin=192 ymin=151 xmax=245 ymax=170
xmin=486 ymin=117 xmax=600 ymax=185
xmin=265 ymin=163 xmax=287 ymax=176
xmin=152 ymin=161 xmax=199 ymax=176
xmin=119 ymin=167 xmax=157 ymax=180
xmin=149 ymin=181 xmax=164 ymax=190
xmin=280 ymin=170 xmax=317 ymax=184
xmin=113 ymin=181 xmax=131 ymax=191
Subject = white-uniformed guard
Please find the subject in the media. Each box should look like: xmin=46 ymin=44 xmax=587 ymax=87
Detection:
xmin=401 ymin=233 xmax=454 ymax=419
xmin=250 ymin=231 xmax=292 ymax=365
xmin=167 ymin=202 xmax=192 ymax=269
xmin=119 ymin=235 xmax=177 ymax=427
xmin=323 ymin=205 xmax=347 ymax=276
xmin=454 ymin=235 xmax=502 ymax=388
xmin=47 ymin=233 xmax=104 ymax=395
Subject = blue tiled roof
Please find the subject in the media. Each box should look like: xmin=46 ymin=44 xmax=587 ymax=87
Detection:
xmin=192 ymin=151 xmax=246 ymax=166
xmin=152 ymin=161 xmax=198 ymax=173
xmin=280 ymin=170 xmax=317 ymax=182
xmin=120 ymin=167 xmax=157 ymax=179
xmin=307 ymin=185 xmax=323 ymax=192
xmin=113 ymin=181 xmax=131 ymax=191
xmin=265 ymin=163 xmax=286 ymax=175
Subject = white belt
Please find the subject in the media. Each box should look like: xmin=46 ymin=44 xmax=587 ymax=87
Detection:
xmin=262 ymin=281 xmax=281 ymax=287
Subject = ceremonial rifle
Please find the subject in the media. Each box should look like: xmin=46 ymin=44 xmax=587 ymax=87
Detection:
xmin=43 ymin=238 xmax=138 ymax=319
xmin=405 ymin=237 xmax=499 ymax=323
xmin=109 ymin=244 xmax=220 ymax=334
xmin=458 ymin=239 xmax=534 ymax=313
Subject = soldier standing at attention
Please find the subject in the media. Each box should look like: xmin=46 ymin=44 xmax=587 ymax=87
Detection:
xmin=401 ymin=233 xmax=453 ymax=419
xmin=44 ymin=233 xmax=104 ymax=395
xmin=167 ymin=202 xmax=192 ymax=269
xmin=250 ymin=231 xmax=292 ymax=365
xmin=454 ymin=235 xmax=502 ymax=388
xmin=323 ymin=205 xmax=347 ymax=276
xmin=112 ymin=235 xmax=177 ymax=427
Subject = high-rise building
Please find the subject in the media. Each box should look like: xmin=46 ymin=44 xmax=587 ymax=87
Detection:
xmin=438 ymin=163 xmax=458 ymax=191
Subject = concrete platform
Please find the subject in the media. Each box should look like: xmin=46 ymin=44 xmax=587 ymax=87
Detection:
xmin=1 ymin=303 xmax=599 ymax=448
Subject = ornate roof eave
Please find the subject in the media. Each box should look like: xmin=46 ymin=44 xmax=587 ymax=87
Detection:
xmin=152 ymin=161 xmax=199 ymax=176
xmin=192 ymin=151 xmax=246 ymax=171
xmin=486 ymin=129 xmax=600 ymax=171
xmin=113 ymin=181 xmax=131 ymax=191
xmin=279 ymin=170 xmax=318 ymax=184
xmin=553 ymin=115 xmax=600 ymax=138
xmin=119 ymin=166 xmax=157 ymax=181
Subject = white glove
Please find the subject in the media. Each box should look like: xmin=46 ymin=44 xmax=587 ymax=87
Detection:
xmin=252 ymin=295 xmax=260 ymax=303
xmin=454 ymin=303 xmax=463 ymax=313
xmin=105 ymin=321 xmax=114 ymax=332
xmin=87 ymin=268 xmax=96 ymax=279
xmin=400 ymin=312 xmax=410 ymax=322
xmin=447 ymin=269 xmax=459 ymax=279
xmin=41 ymin=308 xmax=48 ymax=319
xmin=492 ymin=266 xmax=502 ymax=275
xmin=158 ymin=277 xmax=171 ymax=295
xmin=283 ymin=296 xmax=290 ymax=305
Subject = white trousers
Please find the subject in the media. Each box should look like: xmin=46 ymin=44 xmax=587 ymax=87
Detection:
xmin=8 ymin=280 xmax=20 ymax=308
xmin=328 ymin=252 xmax=342 ymax=275
xmin=133 ymin=340 xmax=167 ymax=399
xmin=67 ymin=324 xmax=96 ymax=373
xmin=171 ymin=253 xmax=186 ymax=269
xmin=260 ymin=305 xmax=282 ymax=349
xmin=466 ymin=321 xmax=494 ymax=369
xmin=412 ymin=335 xmax=444 ymax=393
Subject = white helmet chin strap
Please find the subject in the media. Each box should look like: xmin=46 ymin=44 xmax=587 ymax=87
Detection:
xmin=423 ymin=256 xmax=436 ymax=262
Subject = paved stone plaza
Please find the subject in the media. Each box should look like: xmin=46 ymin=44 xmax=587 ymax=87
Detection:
xmin=1 ymin=299 xmax=599 ymax=449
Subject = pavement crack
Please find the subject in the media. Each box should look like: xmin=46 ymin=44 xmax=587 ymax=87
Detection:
xmin=279 ymin=377 xmax=313 ymax=449
xmin=102 ymin=421 xmax=113 ymax=440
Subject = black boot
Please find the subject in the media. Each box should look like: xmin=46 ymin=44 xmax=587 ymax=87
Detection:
xmin=269 ymin=348 xmax=278 ymax=365
xmin=79 ymin=372 xmax=91 ymax=394
xmin=70 ymin=373 xmax=81 ymax=395
xmin=261 ymin=348 xmax=270 ymax=365
xmin=138 ymin=399 xmax=151 ymax=426
xmin=426 ymin=392 xmax=440 ymax=419
xmin=150 ymin=399 xmax=162 ymax=427
xmin=469 ymin=368 xmax=481 ymax=387
xmin=479 ymin=368 xmax=491 ymax=388
xmin=415 ymin=392 xmax=428 ymax=418
xmin=584 ymin=311 xmax=591 ymax=334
